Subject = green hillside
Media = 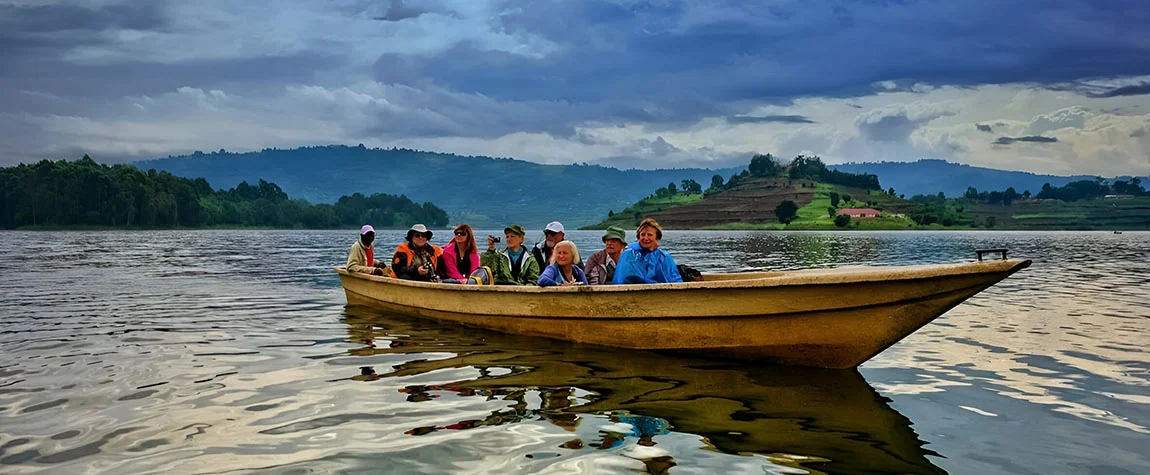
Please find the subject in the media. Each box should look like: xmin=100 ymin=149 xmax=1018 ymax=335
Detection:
xmin=585 ymin=155 xmax=1150 ymax=231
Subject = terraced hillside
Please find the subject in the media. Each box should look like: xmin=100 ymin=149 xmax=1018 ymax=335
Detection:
xmin=647 ymin=178 xmax=818 ymax=228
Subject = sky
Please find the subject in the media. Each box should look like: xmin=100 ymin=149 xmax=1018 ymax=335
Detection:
xmin=2 ymin=0 xmax=1149 ymax=176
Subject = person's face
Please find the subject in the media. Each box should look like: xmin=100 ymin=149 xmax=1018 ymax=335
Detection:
xmin=453 ymin=229 xmax=468 ymax=244
xmin=604 ymin=239 xmax=623 ymax=255
xmin=362 ymin=232 xmax=374 ymax=246
xmin=505 ymin=233 xmax=524 ymax=249
xmin=554 ymin=246 xmax=573 ymax=266
xmin=412 ymin=233 xmax=429 ymax=247
xmin=637 ymin=228 xmax=659 ymax=250
xmin=544 ymin=230 xmax=561 ymax=246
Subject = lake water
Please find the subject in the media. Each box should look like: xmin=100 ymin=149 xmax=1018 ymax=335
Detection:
xmin=0 ymin=230 xmax=1146 ymax=474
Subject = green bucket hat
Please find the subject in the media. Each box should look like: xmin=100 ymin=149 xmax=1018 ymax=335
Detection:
xmin=602 ymin=226 xmax=627 ymax=244
xmin=503 ymin=224 xmax=526 ymax=236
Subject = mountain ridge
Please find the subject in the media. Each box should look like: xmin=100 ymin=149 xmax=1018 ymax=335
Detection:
xmin=135 ymin=145 xmax=741 ymax=228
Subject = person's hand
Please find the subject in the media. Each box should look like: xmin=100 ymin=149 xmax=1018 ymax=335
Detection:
xmin=418 ymin=266 xmax=429 ymax=275
xmin=487 ymin=235 xmax=496 ymax=251
xmin=559 ymin=281 xmax=577 ymax=286
xmin=372 ymin=267 xmax=385 ymax=276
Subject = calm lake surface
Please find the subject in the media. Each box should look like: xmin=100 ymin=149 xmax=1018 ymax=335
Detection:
xmin=0 ymin=230 xmax=1146 ymax=474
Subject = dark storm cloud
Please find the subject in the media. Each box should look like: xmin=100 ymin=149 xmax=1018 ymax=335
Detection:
xmin=726 ymin=115 xmax=816 ymax=124
xmin=976 ymin=124 xmax=994 ymax=133
xmin=391 ymin=0 xmax=1150 ymax=102
xmin=1087 ymin=83 xmax=1150 ymax=98
xmin=994 ymin=135 xmax=1059 ymax=145
xmin=372 ymin=0 xmax=431 ymax=21
xmin=2 ymin=0 xmax=1150 ymax=162
xmin=0 ymin=2 xmax=169 ymax=58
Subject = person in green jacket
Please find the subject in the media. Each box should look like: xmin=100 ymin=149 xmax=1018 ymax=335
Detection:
xmin=480 ymin=224 xmax=541 ymax=285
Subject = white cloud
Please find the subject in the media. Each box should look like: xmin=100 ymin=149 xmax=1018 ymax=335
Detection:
xmin=5 ymin=78 xmax=1150 ymax=177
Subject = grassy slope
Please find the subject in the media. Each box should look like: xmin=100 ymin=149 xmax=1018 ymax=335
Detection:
xmin=699 ymin=184 xmax=921 ymax=230
xmin=583 ymin=193 xmax=704 ymax=229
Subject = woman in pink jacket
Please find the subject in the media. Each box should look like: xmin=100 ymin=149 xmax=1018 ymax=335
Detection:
xmin=442 ymin=224 xmax=481 ymax=282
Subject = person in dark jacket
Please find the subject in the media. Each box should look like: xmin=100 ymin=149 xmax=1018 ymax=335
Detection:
xmin=532 ymin=221 xmax=583 ymax=270
xmin=390 ymin=224 xmax=446 ymax=282
xmin=613 ymin=218 xmax=682 ymax=284
xmin=584 ymin=226 xmax=627 ymax=285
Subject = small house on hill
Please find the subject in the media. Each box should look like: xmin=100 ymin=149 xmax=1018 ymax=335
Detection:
xmin=838 ymin=208 xmax=881 ymax=218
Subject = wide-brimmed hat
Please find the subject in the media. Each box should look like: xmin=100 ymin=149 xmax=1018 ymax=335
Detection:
xmin=602 ymin=226 xmax=627 ymax=244
xmin=360 ymin=224 xmax=375 ymax=235
xmin=503 ymin=224 xmax=526 ymax=236
xmin=406 ymin=223 xmax=432 ymax=241
xmin=544 ymin=221 xmax=565 ymax=233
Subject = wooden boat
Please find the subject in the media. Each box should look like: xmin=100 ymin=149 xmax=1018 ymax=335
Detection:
xmin=336 ymin=254 xmax=1030 ymax=369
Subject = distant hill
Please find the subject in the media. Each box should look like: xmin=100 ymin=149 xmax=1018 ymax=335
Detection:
xmin=134 ymin=145 xmax=739 ymax=229
xmin=829 ymin=159 xmax=1100 ymax=197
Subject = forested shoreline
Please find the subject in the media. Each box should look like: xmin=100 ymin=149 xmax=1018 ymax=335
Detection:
xmin=0 ymin=157 xmax=448 ymax=229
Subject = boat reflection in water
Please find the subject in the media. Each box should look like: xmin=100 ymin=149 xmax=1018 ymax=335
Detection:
xmin=343 ymin=307 xmax=946 ymax=475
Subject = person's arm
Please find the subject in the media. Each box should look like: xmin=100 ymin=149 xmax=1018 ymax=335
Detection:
xmin=391 ymin=252 xmax=419 ymax=279
xmin=574 ymin=266 xmax=589 ymax=285
xmin=661 ymin=252 xmax=683 ymax=283
xmin=436 ymin=254 xmax=450 ymax=281
xmin=612 ymin=250 xmax=634 ymax=284
xmin=442 ymin=251 xmax=464 ymax=280
xmin=584 ymin=253 xmax=604 ymax=285
xmin=537 ymin=264 xmax=561 ymax=286
xmin=522 ymin=256 xmax=542 ymax=285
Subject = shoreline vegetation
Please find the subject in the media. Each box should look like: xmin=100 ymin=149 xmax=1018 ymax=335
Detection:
xmin=4 ymin=154 xmax=1148 ymax=232
xmin=584 ymin=154 xmax=1150 ymax=231
xmin=0 ymin=156 xmax=449 ymax=230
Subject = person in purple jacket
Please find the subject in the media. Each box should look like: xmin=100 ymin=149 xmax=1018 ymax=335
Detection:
xmin=537 ymin=240 xmax=589 ymax=286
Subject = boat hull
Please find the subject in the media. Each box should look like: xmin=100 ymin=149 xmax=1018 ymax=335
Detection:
xmin=337 ymin=259 xmax=1030 ymax=368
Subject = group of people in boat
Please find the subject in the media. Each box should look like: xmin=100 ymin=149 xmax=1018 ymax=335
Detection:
xmin=345 ymin=218 xmax=684 ymax=286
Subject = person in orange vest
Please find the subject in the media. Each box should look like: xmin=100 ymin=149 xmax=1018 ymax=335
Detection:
xmin=390 ymin=224 xmax=445 ymax=282
xmin=346 ymin=224 xmax=387 ymax=275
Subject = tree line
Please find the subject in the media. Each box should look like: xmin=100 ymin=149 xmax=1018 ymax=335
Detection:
xmin=0 ymin=156 xmax=449 ymax=229
xmin=708 ymin=154 xmax=881 ymax=191
xmin=962 ymin=177 xmax=1145 ymax=205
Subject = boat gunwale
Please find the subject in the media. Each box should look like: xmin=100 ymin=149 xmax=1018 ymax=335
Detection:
xmin=334 ymin=258 xmax=1031 ymax=293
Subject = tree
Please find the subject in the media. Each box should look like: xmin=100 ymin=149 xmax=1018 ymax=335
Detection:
xmin=748 ymin=153 xmax=779 ymax=177
xmin=985 ymin=216 xmax=997 ymax=228
xmin=608 ymin=210 xmax=614 ymax=217
xmin=775 ymin=200 xmax=799 ymax=223
xmin=842 ymin=194 xmax=852 ymax=204
xmin=888 ymin=187 xmax=896 ymax=196
xmin=681 ymin=179 xmax=702 ymax=194
xmin=964 ymin=186 xmax=980 ymax=201
xmin=667 ymin=182 xmax=677 ymax=195
xmin=827 ymin=207 xmax=837 ymax=218
xmin=710 ymin=174 xmax=724 ymax=190
xmin=829 ymin=191 xmax=841 ymax=208
xmin=834 ymin=214 xmax=851 ymax=228
xmin=1022 ymin=190 xmax=1031 ymax=200
xmin=1003 ymin=187 xmax=1018 ymax=205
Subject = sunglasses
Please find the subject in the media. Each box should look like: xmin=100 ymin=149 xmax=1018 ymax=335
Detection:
xmin=414 ymin=232 xmax=431 ymax=239
xmin=454 ymin=231 xmax=468 ymax=236
xmin=544 ymin=230 xmax=558 ymax=236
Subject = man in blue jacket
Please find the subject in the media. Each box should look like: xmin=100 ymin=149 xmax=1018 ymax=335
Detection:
xmin=613 ymin=218 xmax=683 ymax=284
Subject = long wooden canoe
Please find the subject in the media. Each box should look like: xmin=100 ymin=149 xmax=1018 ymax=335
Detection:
xmin=336 ymin=257 xmax=1031 ymax=368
